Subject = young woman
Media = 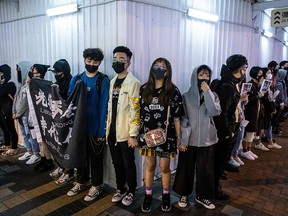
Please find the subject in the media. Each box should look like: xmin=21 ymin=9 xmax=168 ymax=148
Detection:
xmin=138 ymin=57 xmax=184 ymax=213
xmin=173 ymin=65 xmax=221 ymax=209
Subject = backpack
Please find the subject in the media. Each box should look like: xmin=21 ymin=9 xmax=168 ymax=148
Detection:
xmin=210 ymin=78 xmax=237 ymax=99
xmin=75 ymin=72 xmax=108 ymax=98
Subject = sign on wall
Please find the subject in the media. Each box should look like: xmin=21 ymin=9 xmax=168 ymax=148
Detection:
xmin=271 ymin=8 xmax=288 ymax=27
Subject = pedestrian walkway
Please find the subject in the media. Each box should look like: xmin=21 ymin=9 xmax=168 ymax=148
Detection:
xmin=0 ymin=121 xmax=288 ymax=215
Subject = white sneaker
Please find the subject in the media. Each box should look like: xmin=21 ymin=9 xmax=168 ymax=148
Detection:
xmin=249 ymin=151 xmax=258 ymax=159
xmin=50 ymin=167 xmax=64 ymax=179
xmin=111 ymin=190 xmax=127 ymax=202
xmin=267 ymin=143 xmax=282 ymax=149
xmin=67 ymin=183 xmax=86 ymax=196
xmin=122 ymin=193 xmax=134 ymax=206
xmin=229 ymin=158 xmax=240 ymax=167
xmin=254 ymin=143 xmax=269 ymax=151
xmin=233 ymin=156 xmax=244 ymax=165
xmin=240 ymin=151 xmax=255 ymax=160
xmin=18 ymin=152 xmax=32 ymax=161
xmin=26 ymin=154 xmax=41 ymax=165
xmin=84 ymin=186 xmax=102 ymax=201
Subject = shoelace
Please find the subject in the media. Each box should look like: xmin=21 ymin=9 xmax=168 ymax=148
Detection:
xmin=88 ymin=187 xmax=100 ymax=196
xmin=202 ymin=199 xmax=212 ymax=206
xmin=125 ymin=193 xmax=133 ymax=201
xmin=180 ymin=196 xmax=187 ymax=203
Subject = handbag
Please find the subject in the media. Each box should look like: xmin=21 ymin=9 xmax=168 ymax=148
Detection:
xmin=144 ymin=106 xmax=170 ymax=148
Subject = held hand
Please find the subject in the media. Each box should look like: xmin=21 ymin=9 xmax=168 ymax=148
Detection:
xmin=97 ymin=137 xmax=106 ymax=142
xmin=240 ymin=93 xmax=248 ymax=102
xmin=178 ymin=144 xmax=187 ymax=152
xmin=258 ymin=92 xmax=265 ymax=98
xmin=201 ymin=82 xmax=210 ymax=92
xmin=128 ymin=137 xmax=138 ymax=148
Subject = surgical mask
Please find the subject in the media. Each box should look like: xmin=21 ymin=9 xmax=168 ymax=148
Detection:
xmin=197 ymin=79 xmax=209 ymax=90
xmin=152 ymin=67 xmax=166 ymax=80
xmin=85 ymin=64 xmax=98 ymax=73
xmin=55 ymin=74 xmax=65 ymax=83
xmin=266 ymin=73 xmax=273 ymax=80
xmin=112 ymin=61 xmax=125 ymax=74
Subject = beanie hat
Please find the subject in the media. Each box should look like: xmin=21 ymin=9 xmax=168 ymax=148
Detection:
xmin=52 ymin=59 xmax=71 ymax=75
xmin=33 ymin=64 xmax=50 ymax=79
xmin=250 ymin=66 xmax=262 ymax=79
xmin=226 ymin=54 xmax=248 ymax=73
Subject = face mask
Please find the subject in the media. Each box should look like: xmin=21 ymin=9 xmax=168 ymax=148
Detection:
xmin=266 ymin=73 xmax=273 ymax=80
xmin=284 ymin=67 xmax=288 ymax=71
xmin=85 ymin=64 xmax=98 ymax=73
xmin=55 ymin=74 xmax=65 ymax=83
xmin=112 ymin=61 xmax=125 ymax=74
xmin=256 ymin=75 xmax=263 ymax=82
xmin=197 ymin=79 xmax=209 ymax=90
xmin=0 ymin=75 xmax=5 ymax=85
xmin=152 ymin=67 xmax=166 ymax=80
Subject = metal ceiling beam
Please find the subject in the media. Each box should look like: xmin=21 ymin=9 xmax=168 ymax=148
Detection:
xmin=253 ymin=0 xmax=288 ymax=11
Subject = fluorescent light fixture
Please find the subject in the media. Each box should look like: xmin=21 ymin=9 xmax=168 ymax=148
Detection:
xmin=285 ymin=41 xmax=288 ymax=46
xmin=187 ymin=8 xmax=219 ymax=22
xmin=46 ymin=3 xmax=78 ymax=16
xmin=262 ymin=30 xmax=273 ymax=38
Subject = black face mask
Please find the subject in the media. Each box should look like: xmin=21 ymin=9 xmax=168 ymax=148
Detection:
xmin=152 ymin=67 xmax=166 ymax=80
xmin=197 ymin=79 xmax=210 ymax=90
xmin=55 ymin=74 xmax=65 ymax=83
xmin=112 ymin=61 xmax=125 ymax=74
xmin=28 ymin=71 xmax=33 ymax=79
xmin=284 ymin=67 xmax=288 ymax=71
xmin=85 ymin=64 xmax=98 ymax=73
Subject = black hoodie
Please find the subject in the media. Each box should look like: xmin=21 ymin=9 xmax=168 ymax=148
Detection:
xmin=0 ymin=64 xmax=16 ymax=117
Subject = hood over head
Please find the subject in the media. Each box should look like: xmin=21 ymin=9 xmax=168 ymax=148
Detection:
xmin=277 ymin=69 xmax=287 ymax=82
xmin=51 ymin=59 xmax=71 ymax=76
xmin=17 ymin=61 xmax=32 ymax=85
xmin=0 ymin=64 xmax=11 ymax=83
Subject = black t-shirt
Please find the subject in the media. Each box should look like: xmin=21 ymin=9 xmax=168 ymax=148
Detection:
xmin=109 ymin=77 xmax=126 ymax=137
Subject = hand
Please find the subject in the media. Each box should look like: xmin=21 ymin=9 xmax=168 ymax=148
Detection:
xmin=178 ymin=144 xmax=187 ymax=152
xmin=12 ymin=113 xmax=17 ymax=119
xmin=128 ymin=137 xmax=138 ymax=148
xmin=258 ymin=92 xmax=265 ymax=98
xmin=240 ymin=93 xmax=248 ymax=102
xmin=201 ymin=81 xmax=210 ymax=92
xmin=97 ymin=137 xmax=105 ymax=142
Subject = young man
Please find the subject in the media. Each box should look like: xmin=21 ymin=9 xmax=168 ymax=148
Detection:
xmin=212 ymin=54 xmax=247 ymax=200
xmin=106 ymin=46 xmax=141 ymax=206
xmin=67 ymin=48 xmax=110 ymax=202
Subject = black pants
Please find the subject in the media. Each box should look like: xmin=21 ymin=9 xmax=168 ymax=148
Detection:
xmin=173 ymin=145 xmax=214 ymax=198
xmin=77 ymin=136 xmax=105 ymax=186
xmin=0 ymin=114 xmax=18 ymax=149
xmin=108 ymin=135 xmax=137 ymax=194
xmin=214 ymin=136 xmax=232 ymax=191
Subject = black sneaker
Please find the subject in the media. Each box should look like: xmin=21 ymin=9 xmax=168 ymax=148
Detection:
xmin=34 ymin=157 xmax=46 ymax=171
xmin=161 ymin=193 xmax=171 ymax=212
xmin=220 ymin=172 xmax=228 ymax=180
xmin=196 ymin=196 xmax=215 ymax=209
xmin=225 ymin=163 xmax=239 ymax=173
xmin=141 ymin=194 xmax=152 ymax=213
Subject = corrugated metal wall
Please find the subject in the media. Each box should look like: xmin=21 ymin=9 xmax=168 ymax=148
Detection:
xmin=0 ymin=0 xmax=288 ymax=187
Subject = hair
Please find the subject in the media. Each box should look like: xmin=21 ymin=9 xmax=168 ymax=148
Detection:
xmin=113 ymin=46 xmax=133 ymax=60
xmin=197 ymin=65 xmax=212 ymax=79
xmin=267 ymin=60 xmax=278 ymax=69
xmin=279 ymin=60 xmax=288 ymax=68
xmin=83 ymin=48 xmax=104 ymax=61
xmin=142 ymin=57 xmax=175 ymax=105
xmin=250 ymin=66 xmax=262 ymax=79
xmin=261 ymin=67 xmax=270 ymax=78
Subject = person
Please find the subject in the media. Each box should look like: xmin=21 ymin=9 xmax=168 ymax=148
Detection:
xmin=49 ymin=59 xmax=75 ymax=185
xmin=66 ymin=48 xmax=110 ymax=202
xmin=27 ymin=64 xmax=55 ymax=172
xmin=240 ymin=67 xmax=265 ymax=160
xmin=212 ymin=54 xmax=247 ymax=200
xmin=138 ymin=57 xmax=184 ymax=212
xmin=12 ymin=61 xmax=41 ymax=164
xmin=106 ymin=46 xmax=141 ymax=206
xmin=0 ymin=64 xmax=18 ymax=155
xmin=173 ymin=65 xmax=221 ymax=209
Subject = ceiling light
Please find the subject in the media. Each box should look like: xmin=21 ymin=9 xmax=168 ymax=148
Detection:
xmin=187 ymin=8 xmax=219 ymax=22
xmin=46 ymin=3 xmax=78 ymax=16
xmin=262 ymin=30 xmax=273 ymax=38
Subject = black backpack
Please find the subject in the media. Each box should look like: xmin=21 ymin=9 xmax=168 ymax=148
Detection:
xmin=210 ymin=78 xmax=237 ymax=99
xmin=75 ymin=72 xmax=108 ymax=98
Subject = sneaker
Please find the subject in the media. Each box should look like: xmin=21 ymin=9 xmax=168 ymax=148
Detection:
xmin=50 ymin=167 xmax=64 ymax=179
xmin=233 ymin=156 xmax=244 ymax=165
xmin=196 ymin=196 xmax=215 ymax=209
xmin=249 ymin=151 xmax=258 ymax=159
xmin=178 ymin=196 xmax=188 ymax=208
xmin=18 ymin=152 xmax=32 ymax=161
xmin=229 ymin=157 xmax=240 ymax=167
xmin=67 ymin=183 xmax=86 ymax=196
xmin=141 ymin=194 xmax=152 ymax=213
xmin=26 ymin=154 xmax=41 ymax=165
xmin=84 ymin=186 xmax=102 ymax=201
xmin=122 ymin=193 xmax=134 ymax=206
xmin=161 ymin=193 xmax=171 ymax=212
xmin=267 ymin=143 xmax=282 ymax=149
xmin=225 ymin=163 xmax=239 ymax=173
xmin=111 ymin=190 xmax=127 ymax=203
xmin=240 ymin=151 xmax=255 ymax=160
xmin=254 ymin=143 xmax=269 ymax=151
xmin=55 ymin=173 xmax=74 ymax=186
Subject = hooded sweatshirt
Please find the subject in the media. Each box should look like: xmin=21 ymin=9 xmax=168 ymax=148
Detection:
xmin=182 ymin=66 xmax=221 ymax=147
xmin=276 ymin=69 xmax=287 ymax=106
xmin=12 ymin=61 xmax=32 ymax=118
xmin=0 ymin=64 xmax=16 ymax=117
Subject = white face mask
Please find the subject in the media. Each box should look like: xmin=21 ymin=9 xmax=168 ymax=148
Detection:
xmin=266 ymin=73 xmax=273 ymax=80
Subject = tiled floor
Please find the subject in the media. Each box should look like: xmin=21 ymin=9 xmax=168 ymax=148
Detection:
xmin=0 ymin=120 xmax=288 ymax=215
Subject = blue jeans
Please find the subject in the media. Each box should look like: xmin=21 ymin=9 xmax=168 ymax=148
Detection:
xmin=232 ymin=126 xmax=245 ymax=157
xmin=19 ymin=114 xmax=40 ymax=154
